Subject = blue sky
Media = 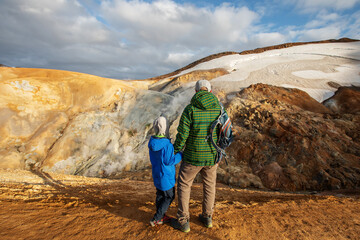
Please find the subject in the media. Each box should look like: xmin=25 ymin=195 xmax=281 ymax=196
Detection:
xmin=0 ymin=0 xmax=359 ymax=79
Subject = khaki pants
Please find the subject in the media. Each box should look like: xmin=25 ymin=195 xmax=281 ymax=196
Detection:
xmin=177 ymin=161 xmax=217 ymax=223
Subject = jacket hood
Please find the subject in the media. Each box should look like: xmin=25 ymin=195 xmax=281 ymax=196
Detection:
xmin=191 ymin=90 xmax=220 ymax=110
xmin=148 ymin=136 xmax=170 ymax=152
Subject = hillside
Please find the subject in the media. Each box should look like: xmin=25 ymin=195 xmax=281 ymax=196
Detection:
xmin=0 ymin=39 xmax=360 ymax=192
xmin=1 ymin=39 xmax=360 ymax=239
xmin=225 ymin=83 xmax=360 ymax=191
xmin=148 ymin=38 xmax=358 ymax=81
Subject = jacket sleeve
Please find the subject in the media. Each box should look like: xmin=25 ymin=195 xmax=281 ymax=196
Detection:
xmin=164 ymin=143 xmax=182 ymax=166
xmin=173 ymin=105 xmax=192 ymax=153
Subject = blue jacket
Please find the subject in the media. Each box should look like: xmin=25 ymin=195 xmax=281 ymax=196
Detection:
xmin=148 ymin=136 xmax=182 ymax=191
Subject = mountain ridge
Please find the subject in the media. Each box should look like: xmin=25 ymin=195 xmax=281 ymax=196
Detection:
xmin=0 ymin=39 xmax=359 ymax=192
xmin=147 ymin=38 xmax=359 ymax=81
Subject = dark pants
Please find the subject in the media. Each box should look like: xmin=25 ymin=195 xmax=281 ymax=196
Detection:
xmin=153 ymin=187 xmax=175 ymax=221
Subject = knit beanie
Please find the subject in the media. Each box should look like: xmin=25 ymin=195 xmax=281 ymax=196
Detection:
xmin=195 ymin=80 xmax=211 ymax=92
xmin=153 ymin=116 xmax=167 ymax=136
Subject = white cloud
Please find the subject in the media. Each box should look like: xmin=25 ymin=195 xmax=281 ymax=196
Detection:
xmin=305 ymin=11 xmax=340 ymax=28
xmin=291 ymin=0 xmax=360 ymax=12
xmin=166 ymin=52 xmax=194 ymax=65
xmin=342 ymin=10 xmax=360 ymax=40
xmin=100 ymin=0 xmax=259 ymax=47
xmin=0 ymin=0 xmax=264 ymax=79
xmin=293 ymin=26 xmax=342 ymax=42
xmin=287 ymin=7 xmax=360 ymax=42
xmin=0 ymin=0 xmax=358 ymax=79
xmin=100 ymin=0 xmax=195 ymax=44
xmin=252 ymin=32 xmax=287 ymax=47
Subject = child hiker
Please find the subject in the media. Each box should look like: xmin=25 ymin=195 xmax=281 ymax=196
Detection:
xmin=148 ymin=116 xmax=182 ymax=227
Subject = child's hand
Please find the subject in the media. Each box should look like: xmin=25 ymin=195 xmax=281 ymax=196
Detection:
xmin=176 ymin=151 xmax=183 ymax=159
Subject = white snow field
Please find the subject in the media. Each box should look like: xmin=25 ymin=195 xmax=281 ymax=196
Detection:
xmin=176 ymin=42 xmax=360 ymax=102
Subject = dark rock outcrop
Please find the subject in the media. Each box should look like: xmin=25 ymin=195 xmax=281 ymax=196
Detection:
xmin=323 ymin=86 xmax=360 ymax=114
xmin=225 ymin=83 xmax=360 ymax=191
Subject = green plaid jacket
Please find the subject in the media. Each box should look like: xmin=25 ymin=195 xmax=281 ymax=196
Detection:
xmin=174 ymin=90 xmax=222 ymax=166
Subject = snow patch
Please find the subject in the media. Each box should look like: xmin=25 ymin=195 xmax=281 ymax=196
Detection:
xmin=279 ymin=84 xmax=334 ymax=102
xmin=292 ymin=70 xmax=328 ymax=79
xmin=292 ymin=65 xmax=360 ymax=85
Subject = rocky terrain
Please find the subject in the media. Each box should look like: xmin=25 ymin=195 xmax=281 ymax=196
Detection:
xmin=0 ymin=39 xmax=360 ymax=193
xmin=1 ymin=169 xmax=359 ymax=240
xmin=1 ymin=39 xmax=360 ymax=239
xmin=224 ymin=83 xmax=360 ymax=191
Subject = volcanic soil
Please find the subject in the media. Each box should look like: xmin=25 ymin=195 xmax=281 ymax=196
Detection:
xmin=1 ymin=168 xmax=360 ymax=240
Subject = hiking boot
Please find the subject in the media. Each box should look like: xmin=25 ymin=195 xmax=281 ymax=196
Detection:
xmin=170 ymin=218 xmax=190 ymax=233
xmin=162 ymin=215 xmax=172 ymax=223
xmin=150 ymin=215 xmax=172 ymax=227
xmin=199 ymin=214 xmax=213 ymax=228
xmin=149 ymin=218 xmax=163 ymax=227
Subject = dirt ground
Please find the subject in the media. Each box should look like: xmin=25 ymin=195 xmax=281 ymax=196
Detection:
xmin=1 ymin=169 xmax=360 ymax=240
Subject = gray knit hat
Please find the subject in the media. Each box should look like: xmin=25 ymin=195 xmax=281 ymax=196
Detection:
xmin=195 ymin=80 xmax=211 ymax=92
xmin=153 ymin=116 xmax=167 ymax=136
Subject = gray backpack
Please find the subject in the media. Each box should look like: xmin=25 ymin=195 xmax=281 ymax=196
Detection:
xmin=205 ymin=103 xmax=234 ymax=165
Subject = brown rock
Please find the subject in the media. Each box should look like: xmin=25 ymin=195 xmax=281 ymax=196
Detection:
xmin=238 ymin=83 xmax=332 ymax=114
xmin=269 ymin=122 xmax=286 ymax=138
xmin=228 ymin=83 xmax=360 ymax=191
xmin=258 ymin=162 xmax=294 ymax=190
xmin=323 ymin=86 xmax=360 ymax=113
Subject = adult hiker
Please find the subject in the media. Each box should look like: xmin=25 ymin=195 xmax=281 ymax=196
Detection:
xmin=171 ymin=80 xmax=226 ymax=233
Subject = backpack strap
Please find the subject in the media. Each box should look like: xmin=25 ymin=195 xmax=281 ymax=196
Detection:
xmin=205 ymin=104 xmax=228 ymax=165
